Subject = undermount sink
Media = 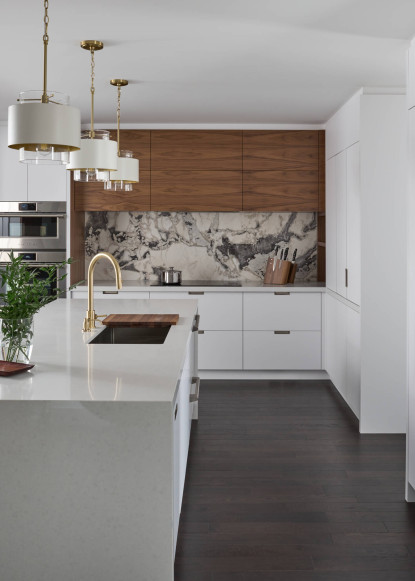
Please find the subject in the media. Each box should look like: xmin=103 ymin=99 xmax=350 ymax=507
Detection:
xmin=89 ymin=325 xmax=171 ymax=345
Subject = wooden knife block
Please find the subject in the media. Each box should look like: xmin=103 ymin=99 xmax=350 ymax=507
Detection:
xmin=264 ymin=258 xmax=297 ymax=285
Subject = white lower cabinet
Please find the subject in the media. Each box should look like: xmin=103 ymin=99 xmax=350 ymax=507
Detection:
xmin=149 ymin=291 xmax=242 ymax=330
xmin=244 ymin=292 xmax=321 ymax=331
xmin=71 ymin=291 xmax=150 ymax=300
xmin=173 ymin=332 xmax=196 ymax=554
xmin=325 ymin=292 xmax=361 ymax=418
xmin=198 ymin=331 xmax=243 ymax=370
xmin=243 ymin=331 xmax=321 ymax=370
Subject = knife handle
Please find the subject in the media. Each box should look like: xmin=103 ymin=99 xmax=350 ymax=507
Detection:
xmin=292 ymin=249 xmax=297 ymax=262
xmin=283 ymin=248 xmax=289 ymax=261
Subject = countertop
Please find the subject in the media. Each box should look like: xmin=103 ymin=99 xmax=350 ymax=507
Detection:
xmin=0 ymin=298 xmax=198 ymax=403
xmin=74 ymin=280 xmax=326 ymax=293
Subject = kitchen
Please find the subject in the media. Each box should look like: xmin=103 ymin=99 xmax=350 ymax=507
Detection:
xmin=0 ymin=1 xmax=415 ymax=580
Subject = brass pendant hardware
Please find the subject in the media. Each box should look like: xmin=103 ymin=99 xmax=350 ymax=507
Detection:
xmin=42 ymin=0 xmax=50 ymax=103
xmin=110 ymin=79 xmax=128 ymax=87
xmin=80 ymin=40 xmax=104 ymax=139
xmin=109 ymin=79 xmax=129 ymax=156
xmin=80 ymin=40 xmax=104 ymax=51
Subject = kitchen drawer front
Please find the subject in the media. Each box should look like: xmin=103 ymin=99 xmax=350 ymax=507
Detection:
xmin=71 ymin=291 xmax=150 ymax=300
xmin=244 ymin=292 xmax=321 ymax=331
xmin=150 ymin=291 xmax=243 ymax=330
xmin=198 ymin=331 xmax=243 ymax=369
xmin=243 ymin=331 xmax=322 ymax=370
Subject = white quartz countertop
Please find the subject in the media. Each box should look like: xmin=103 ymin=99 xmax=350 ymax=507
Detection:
xmin=75 ymin=280 xmax=326 ymax=293
xmin=0 ymin=298 xmax=198 ymax=403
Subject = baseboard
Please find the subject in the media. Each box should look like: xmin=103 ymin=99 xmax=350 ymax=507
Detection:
xmin=199 ymin=370 xmax=330 ymax=380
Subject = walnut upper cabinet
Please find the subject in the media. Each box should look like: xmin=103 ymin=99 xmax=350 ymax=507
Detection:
xmin=243 ymin=130 xmax=320 ymax=211
xmin=73 ymin=130 xmax=151 ymax=212
xmin=150 ymin=130 xmax=243 ymax=211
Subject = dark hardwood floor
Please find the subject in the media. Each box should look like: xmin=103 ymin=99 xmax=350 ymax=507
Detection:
xmin=174 ymin=380 xmax=415 ymax=581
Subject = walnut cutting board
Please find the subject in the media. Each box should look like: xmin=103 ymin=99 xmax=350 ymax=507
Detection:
xmin=102 ymin=314 xmax=180 ymax=328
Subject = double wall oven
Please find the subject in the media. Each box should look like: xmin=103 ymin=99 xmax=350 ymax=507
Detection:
xmin=0 ymin=202 xmax=67 ymax=296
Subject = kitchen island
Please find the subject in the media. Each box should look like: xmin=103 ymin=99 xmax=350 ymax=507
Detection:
xmin=0 ymin=298 xmax=198 ymax=581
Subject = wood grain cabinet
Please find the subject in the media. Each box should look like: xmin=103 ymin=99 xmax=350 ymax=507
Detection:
xmin=73 ymin=130 xmax=151 ymax=211
xmin=242 ymin=130 xmax=321 ymax=211
xmin=151 ymin=130 xmax=243 ymax=211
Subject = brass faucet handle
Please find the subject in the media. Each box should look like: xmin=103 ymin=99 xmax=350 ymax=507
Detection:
xmin=95 ymin=314 xmax=108 ymax=324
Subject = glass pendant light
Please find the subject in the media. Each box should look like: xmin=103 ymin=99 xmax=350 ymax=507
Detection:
xmin=8 ymin=0 xmax=81 ymax=164
xmin=105 ymin=79 xmax=139 ymax=192
xmin=67 ymin=41 xmax=118 ymax=182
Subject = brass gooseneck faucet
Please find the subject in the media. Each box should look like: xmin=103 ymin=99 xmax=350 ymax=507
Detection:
xmin=82 ymin=252 xmax=122 ymax=332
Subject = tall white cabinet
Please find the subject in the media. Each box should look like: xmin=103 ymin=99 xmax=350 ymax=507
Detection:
xmin=325 ymin=89 xmax=407 ymax=434
xmin=406 ymin=38 xmax=415 ymax=502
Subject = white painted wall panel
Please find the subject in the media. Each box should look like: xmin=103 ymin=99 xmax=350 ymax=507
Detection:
xmin=336 ymin=151 xmax=348 ymax=298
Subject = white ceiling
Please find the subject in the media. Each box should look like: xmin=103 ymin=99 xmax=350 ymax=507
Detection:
xmin=1 ymin=0 xmax=414 ymax=125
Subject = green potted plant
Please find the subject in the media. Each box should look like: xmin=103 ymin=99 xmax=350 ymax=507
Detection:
xmin=0 ymin=253 xmax=80 ymax=364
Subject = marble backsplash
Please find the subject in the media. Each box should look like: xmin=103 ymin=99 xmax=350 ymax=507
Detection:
xmin=85 ymin=211 xmax=318 ymax=281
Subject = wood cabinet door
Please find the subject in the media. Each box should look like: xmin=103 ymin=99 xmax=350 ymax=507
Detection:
xmin=73 ymin=171 xmax=151 ymax=211
xmin=151 ymin=130 xmax=242 ymax=171
xmin=151 ymin=170 xmax=242 ymax=211
xmin=242 ymin=130 xmax=319 ymax=211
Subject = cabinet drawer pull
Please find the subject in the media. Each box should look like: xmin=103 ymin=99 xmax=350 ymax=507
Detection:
xmin=188 ymin=291 xmax=204 ymax=295
xmin=198 ymin=330 xmax=205 ymax=334
xmin=274 ymin=330 xmax=291 ymax=334
xmin=174 ymin=404 xmax=178 ymax=420
xmin=190 ymin=376 xmax=201 ymax=403
xmin=192 ymin=314 xmax=200 ymax=332
xmin=274 ymin=292 xmax=290 ymax=295
xmin=102 ymin=291 xmax=119 ymax=295
xmin=345 ymin=268 xmax=348 ymax=288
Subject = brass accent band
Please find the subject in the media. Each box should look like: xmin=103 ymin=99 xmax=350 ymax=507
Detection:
xmin=80 ymin=40 xmax=104 ymax=51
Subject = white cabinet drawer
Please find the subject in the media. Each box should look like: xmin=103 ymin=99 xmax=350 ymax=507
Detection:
xmin=198 ymin=331 xmax=243 ymax=369
xmin=71 ymin=291 xmax=150 ymax=299
xmin=244 ymin=293 xmax=321 ymax=331
xmin=243 ymin=331 xmax=322 ymax=370
xmin=150 ymin=291 xmax=242 ymax=330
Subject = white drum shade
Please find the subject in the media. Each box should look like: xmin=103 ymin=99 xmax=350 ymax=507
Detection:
xmin=109 ymin=156 xmax=139 ymax=182
xmin=8 ymin=102 xmax=81 ymax=152
xmin=67 ymin=137 xmax=118 ymax=172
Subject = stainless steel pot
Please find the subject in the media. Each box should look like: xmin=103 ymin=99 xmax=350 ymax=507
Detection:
xmin=159 ymin=267 xmax=182 ymax=285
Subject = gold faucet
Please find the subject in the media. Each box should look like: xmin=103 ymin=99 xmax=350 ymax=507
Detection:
xmin=82 ymin=252 xmax=123 ymax=332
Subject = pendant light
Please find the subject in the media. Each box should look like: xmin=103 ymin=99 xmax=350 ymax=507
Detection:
xmin=8 ymin=0 xmax=81 ymax=164
xmin=67 ymin=41 xmax=118 ymax=182
xmin=105 ymin=80 xmax=139 ymax=192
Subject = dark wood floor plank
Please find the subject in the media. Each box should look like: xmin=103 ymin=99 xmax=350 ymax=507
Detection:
xmin=174 ymin=380 xmax=414 ymax=580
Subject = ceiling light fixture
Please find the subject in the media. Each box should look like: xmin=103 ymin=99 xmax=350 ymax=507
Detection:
xmin=67 ymin=40 xmax=118 ymax=182
xmin=105 ymin=79 xmax=139 ymax=192
xmin=8 ymin=0 xmax=81 ymax=164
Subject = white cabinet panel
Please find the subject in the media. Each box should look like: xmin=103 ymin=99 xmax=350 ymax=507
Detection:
xmin=408 ymin=41 xmax=415 ymax=110
xmin=71 ymin=291 xmax=150 ymax=299
xmin=244 ymin=292 xmax=321 ymax=331
xmin=0 ymin=125 xmax=27 ymax=201
xmin=173 ymin=391 xmax=180 ymax=555
xmin=150 ymin=291 xmax=242 ymax=330
xmin=326 ymin=156 xmax=337 ymax=292
xmin=325 ymin=293 xmax=347 ymax=400
xmin=346 ymin=143 xmax=361 ymax=305
xmin=27 ymin=164 xmax=68 ymax=202
xmin=243 ymin=331 xmax=321 ymax=370
xmin=326 ymin=90 xmax=360 ymax=159
xmin=198 ymin=331 xmax=242 ymax=370
xmin=346 ymin=307 xmax=361 ymax=418
xmin=336 ymin=151 xmax=347 ymax=298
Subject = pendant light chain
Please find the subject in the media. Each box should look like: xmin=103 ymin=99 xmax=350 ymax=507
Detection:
xmin=42 ymin=0 xmax=49 ymax=103
xmin=117 ymin=85 xmax=121 ymax=157
xmin=90 ymin=48 xmax=95 ymax=138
